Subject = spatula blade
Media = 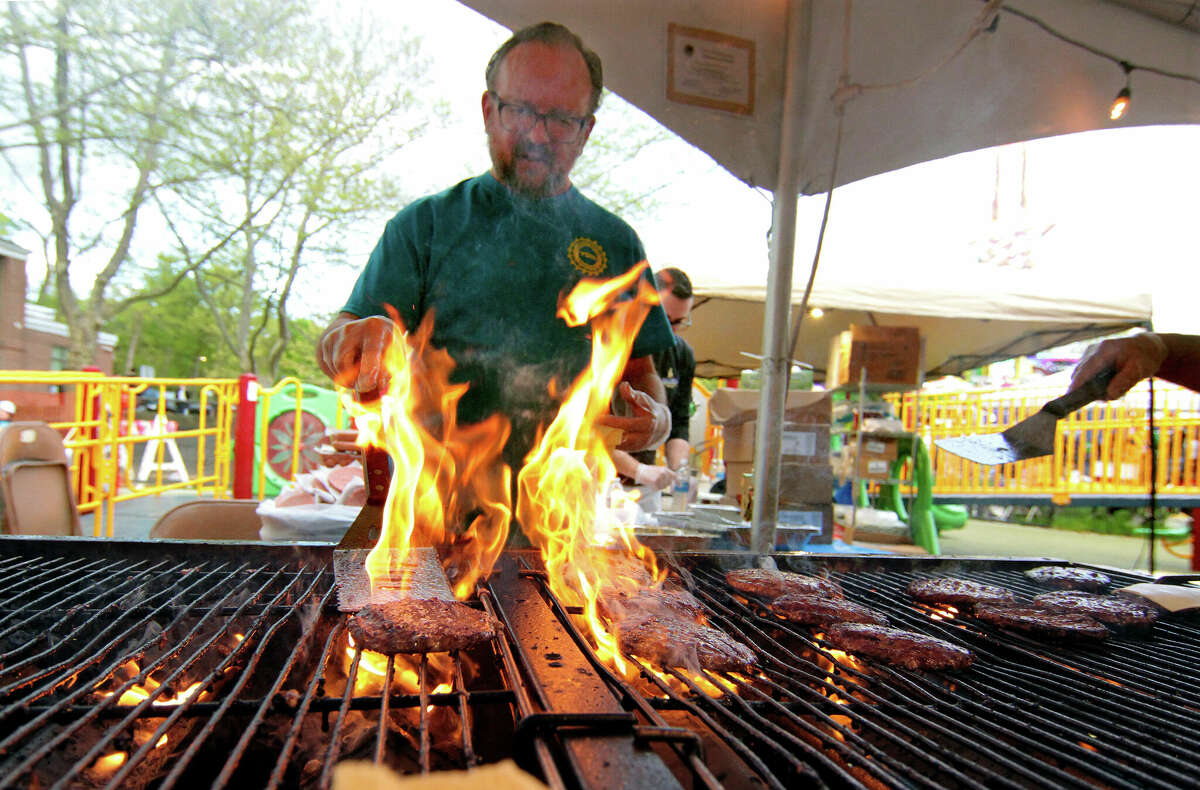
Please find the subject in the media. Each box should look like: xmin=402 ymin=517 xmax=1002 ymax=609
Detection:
xmin=934 ymin=434 xmax=1023 ymax=465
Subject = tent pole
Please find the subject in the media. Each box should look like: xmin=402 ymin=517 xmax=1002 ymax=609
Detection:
xmin=751 ymin=0 xmax=810 ymax=555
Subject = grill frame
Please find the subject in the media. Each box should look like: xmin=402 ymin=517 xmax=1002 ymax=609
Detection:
xmin=1 ymin=536 xmax=1198 ymax=790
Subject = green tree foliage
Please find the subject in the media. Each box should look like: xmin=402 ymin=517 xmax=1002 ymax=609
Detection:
xmin=0 ymin=0 xmax=441 ymax=382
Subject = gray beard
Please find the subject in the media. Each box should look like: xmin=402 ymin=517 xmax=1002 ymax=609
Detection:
xmin=496 ymin=158 xmax=565 ymax=199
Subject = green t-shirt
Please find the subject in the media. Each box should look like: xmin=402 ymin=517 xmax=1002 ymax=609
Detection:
xmin=343 ymin=172 xmax=673 ymax=465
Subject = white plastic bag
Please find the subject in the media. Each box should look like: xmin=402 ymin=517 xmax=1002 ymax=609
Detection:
xmin=256 ymin=498 xmax=358 ymax=542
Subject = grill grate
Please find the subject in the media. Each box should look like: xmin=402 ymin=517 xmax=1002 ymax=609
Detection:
xmin=0 ymin=539 xmax=520 ymax=790
xmin=2 ymin=539 xmax=1199 ymax=789
xmin=602 ymin=555 xmax=1200 ymax=790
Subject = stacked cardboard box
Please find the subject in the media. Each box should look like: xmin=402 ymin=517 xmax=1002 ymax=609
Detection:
xmin=708 ymin=388 xmax=834 ymax=543
xmin=826 ymin=325 xmax=921 ymax=390
xmin=835 ymin=435 xmax=899 ymax=482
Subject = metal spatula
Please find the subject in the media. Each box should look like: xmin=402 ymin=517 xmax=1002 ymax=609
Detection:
xmin=934 ymin=367 xmax=1116 ymax=465
xmin=333 ymin=445 xmax=455 ymax=612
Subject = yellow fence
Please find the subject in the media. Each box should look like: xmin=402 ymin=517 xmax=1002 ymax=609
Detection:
xmin=0 ymin=371 xmax=238 ymax=536
xmin=3 ymin=370 xmax=1195 ymax=540
xmin=0 ymin=371 xmax=354 ymax=537
xmin=890 ymin=381 xmax=1200 ymax=503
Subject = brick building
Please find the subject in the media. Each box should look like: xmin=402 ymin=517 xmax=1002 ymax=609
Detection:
xmin=1 ymin=239 xmax=116 ymax=421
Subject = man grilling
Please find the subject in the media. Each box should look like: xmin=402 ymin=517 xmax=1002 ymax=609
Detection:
xmin=317 ymin=22 xmax=673 ymax=478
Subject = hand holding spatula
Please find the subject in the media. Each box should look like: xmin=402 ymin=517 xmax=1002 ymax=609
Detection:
xmin=935 ymin=367 xmax=1116 ymax=465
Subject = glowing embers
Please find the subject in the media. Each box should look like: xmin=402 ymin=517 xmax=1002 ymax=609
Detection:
xmin=344 ymin=310 xmax=512 ymax=602
xmin=921 ymin=602 xmax=961 ymax=621
xmin=89 ymin=657 xmax=213 ymax=782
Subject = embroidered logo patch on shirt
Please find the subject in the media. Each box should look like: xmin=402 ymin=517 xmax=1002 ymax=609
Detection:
xmin=567 ymin=237 xmax=607 ymax=275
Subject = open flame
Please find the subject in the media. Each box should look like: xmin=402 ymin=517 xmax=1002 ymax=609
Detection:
xmin=344 ymin=633 xmax=453 ymax=704
xmin=346 ymin=310 xmax=512 ymax=600
xmin=516 ymin=264 xmax=669 ymax=678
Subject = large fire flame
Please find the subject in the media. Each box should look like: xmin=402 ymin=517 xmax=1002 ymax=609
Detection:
xmin=516 ymin=263 xmax=666 ymax=675
xmin=346 ymin=311 xmax=512 ymax=600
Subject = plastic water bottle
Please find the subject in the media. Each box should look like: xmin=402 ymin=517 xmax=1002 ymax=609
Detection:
xmin=672 ymin=468 xmax=691 ymax=512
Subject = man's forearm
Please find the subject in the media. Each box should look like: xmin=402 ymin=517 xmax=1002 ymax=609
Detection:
xmin=664 ymin=438 xmax=690 ymax=471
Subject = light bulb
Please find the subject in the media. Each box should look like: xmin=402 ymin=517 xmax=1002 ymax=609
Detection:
xmin=1109 ymin=87 xmax=1131 ymax=121
xmin=809 ymin=307 xmax=824 ymax=319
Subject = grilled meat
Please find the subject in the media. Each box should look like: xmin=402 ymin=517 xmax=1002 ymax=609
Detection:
xmin=907 ymin=577 xmax=1016 ymax=606
xmin=616 ymin=613 xmax=757 ymax=672
xmin=768 ymin=593 xmax=888 ymax=626
xmin=726 ymin=568 xmax=844 ymax=599
xmin=348 ymin=599 xmax=500 ymax=654
xmin=1033 ymin=591 xmax=1159 ymax=630
xmin=971 ymin=603 xmax=1109 ymax=642
xmin=599 ymin=586 xmax=706 ymax=623
xmin=822 ymin=623 xmax=973 ymax=671
xmin=1024 ymin=566 xmax=1111 ymax=592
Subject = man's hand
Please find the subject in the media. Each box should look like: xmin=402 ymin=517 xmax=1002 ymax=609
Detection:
xmin=633 ymin=462 xmax=677 ymax=490
xmin=597 ymin=381 xmax=671 ymax=452
xmin=317 ymin=313 xmax=397 ymax=401
xmin=1070 ymin=333 xmax=1167 ymax=400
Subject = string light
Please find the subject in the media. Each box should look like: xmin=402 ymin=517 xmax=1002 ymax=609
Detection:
xmin=1110 ymin=61 xmax=1133 ymax=121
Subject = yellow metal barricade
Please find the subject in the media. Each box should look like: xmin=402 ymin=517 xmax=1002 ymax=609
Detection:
xmin=891 ymin=381 xmax=1200 ymax=502
xmin=0 ymin=371 xmax=237 ymax=536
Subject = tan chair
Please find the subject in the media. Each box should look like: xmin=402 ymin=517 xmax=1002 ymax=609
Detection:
xmin=0 ymin=421 xmax=82 ymax=536
xmin=150 ymin=499 xmax=263 ymax=541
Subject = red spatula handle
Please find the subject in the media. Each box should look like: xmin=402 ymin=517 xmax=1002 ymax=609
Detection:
xmin=362 ymin=445 xmax=391 ymax=506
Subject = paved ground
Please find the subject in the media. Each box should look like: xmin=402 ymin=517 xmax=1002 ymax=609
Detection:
xmin=83 ymin=491 xmax=1194 ymax=577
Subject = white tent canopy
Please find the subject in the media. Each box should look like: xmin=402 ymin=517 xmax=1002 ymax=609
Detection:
xmin=458 ymin=0 xmax=1200 ymax=549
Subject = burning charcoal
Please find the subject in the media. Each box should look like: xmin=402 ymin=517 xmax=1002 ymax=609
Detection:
xmin=1024 ymin=566 xmax=1111 ymax=592
xmin=971 ymin=603 xmax=1110 ymax=642
xmin=768 ymin=594 xmax=888 ymax=626
xmin=725 ymin=568 xmax=844 ymax=600
xmin=598 ymin=586 xmax=705 ymax=623
xmin=1032 ymin=591 xmax=1158 ymax=631
xmin=822 ymin=623 xmax=974 ymax=671
xmin=348 ymin=599 xmax=500 ymax=654
xmin=616 ymin=613 xmax=757 ymax=673
xmin=907 ymin=577 xmax=1016 ymax=607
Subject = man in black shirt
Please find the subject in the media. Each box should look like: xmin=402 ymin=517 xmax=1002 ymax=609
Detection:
xmin=613 ymin=267 xmax=697 ymax=509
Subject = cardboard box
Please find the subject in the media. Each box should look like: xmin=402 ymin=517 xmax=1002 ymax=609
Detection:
xmin=826 ymin=325 xmax=921 ymax=389
xmin=837 ymin=439 xmax=899 ymax=481
xmin=721 ymin=461 xmax=833 ymax=506
xmin=708 ymin=388 xmax=831 ymax=427
xmin=722 ymin=421 xmax=830 ymax=465
xmin=712 ymin=388 xmax=831 ymax=468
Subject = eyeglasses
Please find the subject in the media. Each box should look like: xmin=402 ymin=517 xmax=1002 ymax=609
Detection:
xmin=490 ymin=93 xmax=589 ymax=143
xmin=670 ymin=316 xmax=692 ymax=330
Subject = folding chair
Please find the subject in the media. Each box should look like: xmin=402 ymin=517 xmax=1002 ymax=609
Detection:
xmin=150 ymin=499 xmax=263 ymax=541
xmin=0 ymin=421 xmax=82 ymax=536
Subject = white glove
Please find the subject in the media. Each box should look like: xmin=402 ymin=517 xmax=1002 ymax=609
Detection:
xmin=634 ymin=463 xmax=677 ymax=490
xmin=317 ymin=315 xmax=397 ymax=400
xmin=600 ymin=382 xmax=670 ymax=453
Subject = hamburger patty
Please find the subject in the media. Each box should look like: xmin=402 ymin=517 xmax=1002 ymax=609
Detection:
xmin=971 ymin=603 xmax=1109 ymax=642
xmin=599 ymin=586 xmax=706 ymax=623
xmin=616 ymin=613 xmax=757 ymax=673
xmin=907 ymin=577 xmax=1016 ymax=606
xmin=1024 ymin=566 xmax=1111 ymax=592
xmin=822 ymin=623 xmax=973 ymax=671
xmin=349 ymin=599 xmax=500 ymax=654
xmin=1032 ymin=591 xmax=1159 ymax=630
xmin=768 ymin=593 xmax=888 ymax=626
xmin=726 ymin=568 xmax=844 ymax=599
